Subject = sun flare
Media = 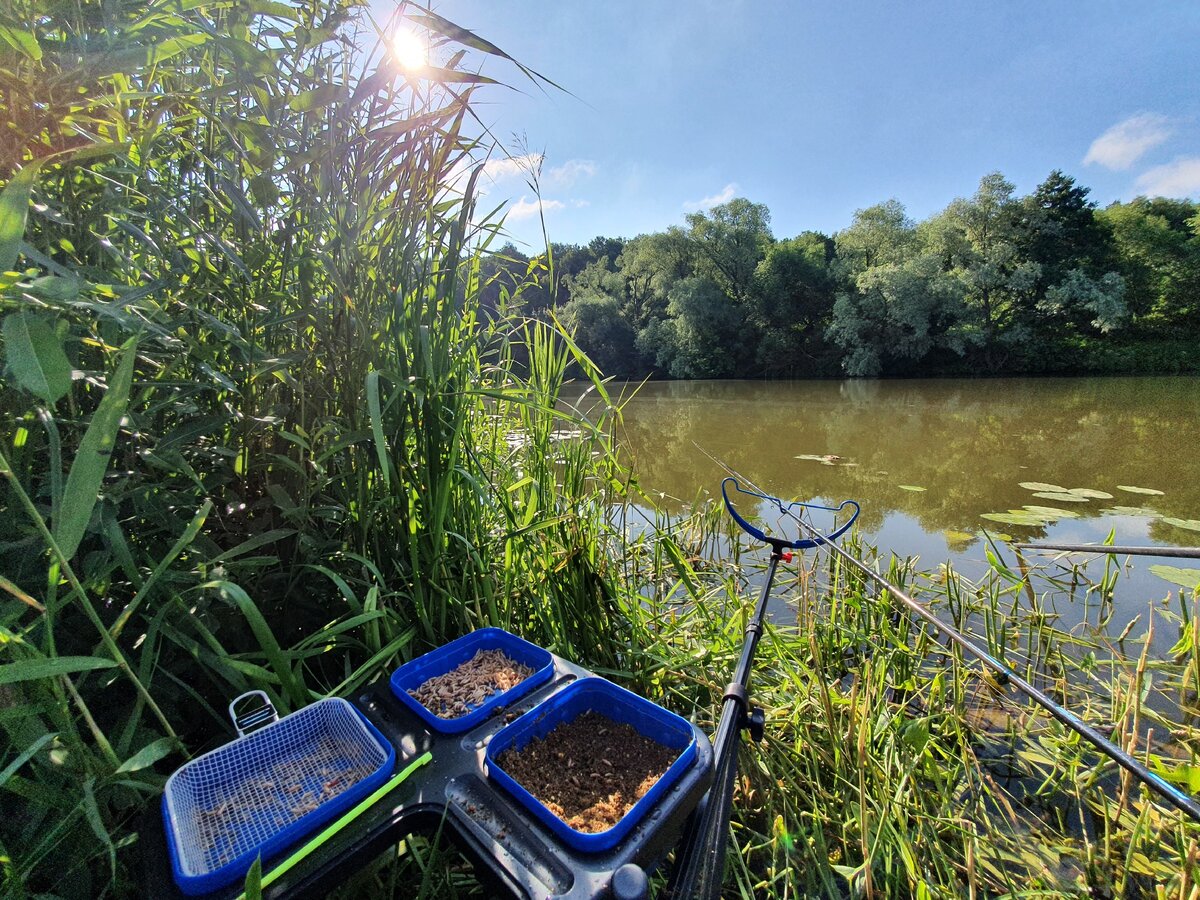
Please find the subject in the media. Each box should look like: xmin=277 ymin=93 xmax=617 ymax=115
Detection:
xmin=392 ymin=29 xmax=427 ymax=71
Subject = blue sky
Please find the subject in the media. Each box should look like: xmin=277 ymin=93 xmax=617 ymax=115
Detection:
xmin=377 ymin=1 xmax=1199 ymax=251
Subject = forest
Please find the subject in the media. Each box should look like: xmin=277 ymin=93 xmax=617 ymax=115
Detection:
xmin=483 ymin=173 xmax=1200 ymax=378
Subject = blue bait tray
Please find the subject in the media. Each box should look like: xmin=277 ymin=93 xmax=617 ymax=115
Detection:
xmin=390 ymin=627 xmax=553 ymax=733
xmin=485 ymin=677 xmax=699 ymax=853
xmin=162 ymin=696 xmax=394 ymax=896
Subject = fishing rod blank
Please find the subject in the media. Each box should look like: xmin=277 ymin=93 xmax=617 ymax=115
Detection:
xmin=716 ymin=473 xmax=1200 ymax=824
xmin=1015 ymin=542 xmax=1200 ymax=559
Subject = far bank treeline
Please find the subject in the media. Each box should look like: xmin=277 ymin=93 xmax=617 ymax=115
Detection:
xmin=482 ymin=172 xmax=1200 ymax=378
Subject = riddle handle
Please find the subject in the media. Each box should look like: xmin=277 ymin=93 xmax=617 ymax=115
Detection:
xmin=229 ymin=690 xmax=278 ymax=737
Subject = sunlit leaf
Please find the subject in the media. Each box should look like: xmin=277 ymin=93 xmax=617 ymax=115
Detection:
xmin=1018 ymin=481 xmax=1067 ymax=492
xmin=1031 ymin=491 xmax=1090 ymax=503
xmin=1162 ymin=518 xmax=1200 ymax=533
xmin=115 ymin=737 xmax=176 ymax=773
xmin=1117 ymin=485 xmax=1165 ymax=496
xmin=0 ymin=162 xmax=42 ymax=271
xmin=55 ymin=337 xmax=138 ymax=559
xmin=943 ymin=530 xmax=976 ymax=543
xmin=1149 ymin=566 xmax=1200 ymax=590
xmin=1066 ymin=488 xmax=1113 ymax=499
xmin=2 ymin=312 xmax=72 ymax=403
xmin=898 ymin=485 xmax=926 ymax=492
xmin=0 ymin=25 xmax=42 ymax=61
xmin=981 ymin=512 xmax=1050 ymax=526
xmin=0 ymin=656 xmax=117 ymax=684
xmin=1021 ymin=505 xmax=1081 ymax=519
xmin=147 ymin=33 xmax=209 ymax=66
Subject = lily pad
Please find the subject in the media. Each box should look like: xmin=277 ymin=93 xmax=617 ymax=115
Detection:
xmin=1100 ymin=506 xmax=1156 ymax=517
xmin=1031 ymin=491 xmax=1090 ymax=503
xmin=1067 ymin=488 xmax=1114 ymax=500
xmin=1019 ymin=481 xmax=1068 ymax=492
xmin=1162 ymin=517 xmax=1200 ymax=533
xmin=1117 ymin=485 xmax=1165 ymax=496
xmin=943 ymin=529 xmax=977 ymax=544
xmin=1149 ymin=565 xmax=1200 ymax=590
xmin=981 ymin=512 xmax=1051 ymax=527
xmin=898 ymin=485 xmax=926 ymax=492
xmin=1021 ymin=505 xmax=1081 ymax=519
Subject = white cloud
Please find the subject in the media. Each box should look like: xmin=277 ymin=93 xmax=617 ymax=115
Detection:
xmin=1134 ymin=157 xmax=1200 ymax=198
xmin=483 ymin=153 xmax=544 ymax=182
xmin=1084 ymin=113 xmax=1173 ymax=170
xmin=508 ymin=196 xmax=565 ymax=221
xmin=546 ymin=159 xmax=597 ymax=187
xmin=683 ymin=182 xmax=738 ymax=212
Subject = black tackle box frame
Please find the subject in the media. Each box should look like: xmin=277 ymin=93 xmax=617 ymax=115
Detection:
xmin=141 ymin=651 xmax=715 ymax=899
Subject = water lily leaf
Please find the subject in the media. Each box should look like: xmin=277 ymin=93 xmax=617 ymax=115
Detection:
xmin=1101 ymin=506 xmax=1155 ymax=517
xmin=1117 ymin=485 xmax=1165 ymax=496
xmin=1162 ymin=518 xmax=1200 ymax=533
xmin=1019 ymin=481 xmax=1068 ymax=492
xmin=944 ymin=530 xmax=976 ymax=543
xmin=1149 ymin=566 xmax=1200 ymax=590
xmin=1021 ymin=505 xmax=1081 ymax=519
xmin=981 ymin=512 xmax=1050 ymax=527
xmin=898 ymin=485 xmax=926 ymax=492
xmin=1031 ymin=491 xmax=1090 ymax=503
xmin=1067 ymin=488 xmax=1114 ymax=499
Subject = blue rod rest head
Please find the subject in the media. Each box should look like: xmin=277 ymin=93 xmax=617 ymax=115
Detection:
xmin=721 ymin=476 xmax=859 ymax=550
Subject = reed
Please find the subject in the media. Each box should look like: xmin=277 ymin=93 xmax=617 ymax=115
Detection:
xmin=3 ymin=1 xmax=1200 ymax=897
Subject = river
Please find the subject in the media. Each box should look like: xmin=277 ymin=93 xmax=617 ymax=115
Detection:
xmin=582 ymin=376 xmax=1200 ymax=655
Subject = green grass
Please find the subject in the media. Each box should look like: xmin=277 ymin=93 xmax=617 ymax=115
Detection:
xmin=2 ymin=2 xmax=1200 ymax=898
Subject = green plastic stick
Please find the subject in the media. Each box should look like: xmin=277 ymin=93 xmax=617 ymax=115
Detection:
xmin=238 ymin=751 xmax=433 ymax=899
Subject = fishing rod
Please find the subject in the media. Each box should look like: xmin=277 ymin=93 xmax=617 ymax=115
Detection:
xmin=666 ymin=484 xmax=860 ymax=899
xmin=1015 ymin=542 xmax=1200 ymax=560
xmin=698 ymin=458 xmax=1200 ymax=827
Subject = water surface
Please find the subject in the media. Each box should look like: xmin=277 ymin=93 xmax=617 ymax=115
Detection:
xmin=589 ymin=377 xmax=1200 ymax=651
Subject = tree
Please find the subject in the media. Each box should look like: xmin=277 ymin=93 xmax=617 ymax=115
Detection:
xmin=922 ymin=173 xmax=1040 ymax=370
xmin=1014 ymin=170 xmax=1113 ymax=284
xmin=648 ymin=277 xmax=747 ymax=378
xmin=1098 ymin=197 xmax=1200 ymax=330
xmin=616 ymin=228 xmax=694 ymax=332
xmin=684 ymin=198 xmax=773 ymax=306
xmin=750 ymin=232 xmax=837 ymax=376
xmin=827 ymin=252 xmax=967 ymax=376
xmin=834 ymin=199 xmax=916 ymax=277
xmin=829 ymin=201 xmax=969 ymax=376
xmin=558 ymin=293 xmax=637 ymax=376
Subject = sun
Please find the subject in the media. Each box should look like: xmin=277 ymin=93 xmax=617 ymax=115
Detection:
xmin=392 ymin=29 xmax=427 ymax=71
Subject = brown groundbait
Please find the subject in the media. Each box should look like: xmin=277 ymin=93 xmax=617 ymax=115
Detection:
xmin=496 ymin=711 xmax=675 ymax=833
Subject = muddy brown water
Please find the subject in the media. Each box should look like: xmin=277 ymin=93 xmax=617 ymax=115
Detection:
xmin=563 ymin=376 xmax=1200 ymax=657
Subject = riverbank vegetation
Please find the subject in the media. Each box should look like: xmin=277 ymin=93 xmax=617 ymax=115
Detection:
xmin=3 ymin=2 xmax=1200 ymax=898
xmin=485 ymin=178 xmax=1199 ymax=378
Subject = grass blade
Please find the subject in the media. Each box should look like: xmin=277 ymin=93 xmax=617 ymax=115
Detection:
xmin=54 ymin=336 xmax=138 ymax=560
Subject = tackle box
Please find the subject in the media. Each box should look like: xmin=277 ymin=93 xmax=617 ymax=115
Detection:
xmin=146 ymin=648 xmax=713 ymax=899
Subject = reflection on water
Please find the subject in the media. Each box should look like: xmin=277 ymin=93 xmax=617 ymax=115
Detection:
xmin=573 ymin=377 xmax=1200 ymax=650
